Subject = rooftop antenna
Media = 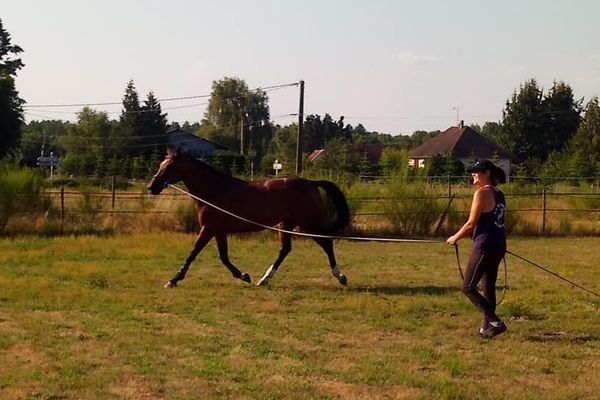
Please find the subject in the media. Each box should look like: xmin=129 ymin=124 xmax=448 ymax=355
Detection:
xmin=452 ymin=106 xmax=464 ymax=125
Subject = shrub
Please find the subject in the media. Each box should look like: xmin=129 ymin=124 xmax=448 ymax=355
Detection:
xmin=176 ymin=200 xmax=199 ymax=232
xmin=385 ymin=175 xmax=444 ymax=235
xmin=0 ymin=163 xmax=46 ymax=231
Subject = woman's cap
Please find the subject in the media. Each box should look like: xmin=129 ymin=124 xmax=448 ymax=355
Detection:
xmin=466 ymin=159 xmax=497 ymax=173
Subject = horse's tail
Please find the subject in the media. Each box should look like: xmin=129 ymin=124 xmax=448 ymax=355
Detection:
xmin=314 ymin=180 xmax=350 ymax=234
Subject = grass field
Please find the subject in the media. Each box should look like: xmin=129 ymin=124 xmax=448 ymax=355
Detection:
xmin=0 ymin=233 xmax=599 ymax=399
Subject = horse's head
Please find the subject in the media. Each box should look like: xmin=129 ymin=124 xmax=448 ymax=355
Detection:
xmin=147 ymin=147 xmax=187 ymax=195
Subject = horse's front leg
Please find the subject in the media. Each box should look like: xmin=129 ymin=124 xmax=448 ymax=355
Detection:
xmin=215 ymin=234 xmax=251 ymax=284
xmin=165 ymin=228 xmax=213 ymax=288
xmin=257 ymin=221 xmax=294 ymax=286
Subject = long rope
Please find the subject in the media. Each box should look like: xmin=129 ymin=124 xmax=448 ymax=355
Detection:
xmin=506 ymin=250 xmax=600 ymax=298
xmin=168 ymin=184 xmax=443 ymax=244
xmin=169 ymin=184 xmax=600 ymax=300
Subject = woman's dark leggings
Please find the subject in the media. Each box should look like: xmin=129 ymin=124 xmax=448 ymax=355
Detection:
xmin=461 ymin=249 xmax=505 ymax=323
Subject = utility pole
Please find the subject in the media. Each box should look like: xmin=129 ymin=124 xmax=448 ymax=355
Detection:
xmin=295 ymin=80 xmax=305 ymax=175
xmin=240 ymin=117 xmax=244 ymax=155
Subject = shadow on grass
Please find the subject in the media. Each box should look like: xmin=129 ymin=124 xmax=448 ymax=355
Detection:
xmin=527 ymin=332 xmax=600 ymax=343
xmin=350 ymin=285 xmax=456 ymax=296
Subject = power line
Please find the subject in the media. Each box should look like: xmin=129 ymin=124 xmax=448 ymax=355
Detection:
xmin=23 ymin=82 xmax=299 ymax=109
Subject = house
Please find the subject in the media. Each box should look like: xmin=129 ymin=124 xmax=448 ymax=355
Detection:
xmin=308 ymin=149 xmax=325 ymax=162
xmin=409 ymin=121 xmax=511 ymax=175
xmin=307 ymin=144 xmax=397 ymax=165
xmin=166 ymin=126 xmax=228 ymax=158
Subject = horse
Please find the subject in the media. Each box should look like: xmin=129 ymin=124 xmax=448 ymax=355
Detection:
xmin=147 ymin=148 xmax=350 ymax=288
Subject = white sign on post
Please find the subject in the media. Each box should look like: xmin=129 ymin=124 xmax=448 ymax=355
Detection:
xmin=273 ymin=159 xmax=283 ymax=176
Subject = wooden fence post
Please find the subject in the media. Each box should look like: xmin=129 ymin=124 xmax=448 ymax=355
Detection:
xmin=542 ymin=186 xmax=547 ymax=235
xmin=111 ymin=176 xmax=116 ymax=211
xmin=434 ymin=194 xmax=456 ymax=234
xmin=60 ymin=186 xmax=65 ymax=223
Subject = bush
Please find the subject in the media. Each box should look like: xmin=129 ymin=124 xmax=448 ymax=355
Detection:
xmin=176 ymin=200 xmax=199 ymax=232
xmin=385 ymin=175 xmax=444 ymax=235
xmin=0 ymin=163 xmax=46 ymax=231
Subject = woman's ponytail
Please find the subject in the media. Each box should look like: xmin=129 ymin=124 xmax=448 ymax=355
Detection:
xmin=494 ymin=166 xmax=506 ymax=185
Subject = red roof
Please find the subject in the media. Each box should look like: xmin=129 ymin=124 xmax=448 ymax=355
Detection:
xmin=409 ymin=125 xmax=511 ymax=159
xmin=308 ymin=149 xmax=325 ymax=162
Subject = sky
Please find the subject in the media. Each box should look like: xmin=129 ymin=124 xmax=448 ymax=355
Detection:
xmin=2 ymin=0 xmax=600 ymax=135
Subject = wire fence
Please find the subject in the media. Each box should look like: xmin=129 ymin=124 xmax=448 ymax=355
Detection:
xmin=4 ymin=178 xmax=599 ymax=236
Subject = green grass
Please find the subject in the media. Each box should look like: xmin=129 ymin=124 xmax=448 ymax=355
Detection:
xmin=0 ymin=233 xmax=599 ymax=399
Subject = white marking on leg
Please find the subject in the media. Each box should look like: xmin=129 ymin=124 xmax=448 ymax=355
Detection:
xmin=331 ymin=265 xmax=347 ymax=285
xmin=331 ymin=265 xmax=343 ymax=279
xmin=257 ymin=265 xmax=276 ymax=286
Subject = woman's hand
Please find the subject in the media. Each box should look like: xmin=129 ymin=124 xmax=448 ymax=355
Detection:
xmin=446 ymin=235 xmax=459 ymax=245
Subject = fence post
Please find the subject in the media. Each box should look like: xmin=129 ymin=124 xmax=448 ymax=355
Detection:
xmin=60 ymin=186 xmax=65 ymax=223
xmin=434 ymin=194 xmax=456 ymax=234
xmin=542 ymin=186 xmax=547 ymax=235
xmin=111 ymin=176 xmax=116 ymax=211
xmin=447 ymin=174 xmax=451 ymax=200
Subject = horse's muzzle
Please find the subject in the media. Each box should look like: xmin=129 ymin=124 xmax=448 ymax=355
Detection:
xmin=147 ymin=179 xmax=168 ymax=195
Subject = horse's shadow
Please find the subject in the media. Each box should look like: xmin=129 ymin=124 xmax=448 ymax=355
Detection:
xmin=349 ymin=285 xmax=457 ymax=296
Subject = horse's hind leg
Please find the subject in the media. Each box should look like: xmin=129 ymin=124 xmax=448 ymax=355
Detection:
xmin=215 ymin=234 xmax=251 ymax=284
xmin=166 ymin=228 xmax=213 ymax=288
xmin=312 ymin=237 xmax=347 ymax=285
xmin=257 ymin=221 xmax=294 ymax=286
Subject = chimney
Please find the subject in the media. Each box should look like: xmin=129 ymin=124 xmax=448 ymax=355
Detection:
xmin=458 ymin=120 xmax=464 ymax=129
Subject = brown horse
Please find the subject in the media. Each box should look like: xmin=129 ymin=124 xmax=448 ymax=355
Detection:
xmin=147 ymin=149 xmax=350 ymax=288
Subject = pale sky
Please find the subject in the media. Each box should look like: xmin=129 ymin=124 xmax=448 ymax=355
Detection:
xmin=3 ymin=0 xmax=600 ymax=135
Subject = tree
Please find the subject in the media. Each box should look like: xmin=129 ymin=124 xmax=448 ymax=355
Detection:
xmin=379 ymin=147 xmax=410 ymax=179
xmin=410 ymin=130 xmax=439 ymax=148
xmin=478 ymin=121 xmax=502 ymax=143
xmin=58 ymin=107 xmax=114 ymax=176
xmin=499 ymin=79 xmax=581 ymax=163
xmin=499 ymin=79 xmax=545 ymax=162
xmin=139 ymin=91 xmax=168 ymax=157
xmin=19 ymin=119 xmax=70 ymax=166
xmin=0 ymin=19 xmax=25 ymax=158
xmin=559 ymin=97 xmax=600 ymax=177
xmin=119 ymin=80 xmax=145 ymax=157
xmin=205 ymin=77 xmax=271 ymax=155
xmin=568 ymin=97 xmax=600 ymax=157
xmin=302 ymin=114 xmax=352 ymax=152
xmin=542 ymin=81 xmax=582 ymax=157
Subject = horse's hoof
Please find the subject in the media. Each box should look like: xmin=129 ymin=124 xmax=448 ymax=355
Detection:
xmin=164 ymin=281 xmax=177 ymax=288
xmin=240 ymin=273 xmax=252 ymax=284
xmin=338 ymin=275 xmax=347 ymax=286
xmin=256 ymin=278 xmax=268 ymax=286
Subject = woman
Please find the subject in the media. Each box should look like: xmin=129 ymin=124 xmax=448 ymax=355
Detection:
xmin=447 ymin=160 xmax=507 ymax=339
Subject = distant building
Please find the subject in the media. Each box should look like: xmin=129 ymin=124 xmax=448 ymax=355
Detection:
xmin=307 ymin=144 xmax=398 ymax=165
xmin=409 ymin=121 xmax=511 ymax=175
xmin=166 ymin=126 xmax=228 ymax=158
xmin=308 ymin=149 xmax=325 ymax=162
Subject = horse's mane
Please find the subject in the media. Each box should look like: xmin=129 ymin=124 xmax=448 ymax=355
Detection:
xmin=177 ymin=152 xmax=244 ymax=182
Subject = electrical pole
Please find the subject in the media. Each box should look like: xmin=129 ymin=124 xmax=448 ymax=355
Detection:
xmin=240 ymin=117 xmax=244 ymax=155
xmin=295 ymin=80 xmax=305 ymax=175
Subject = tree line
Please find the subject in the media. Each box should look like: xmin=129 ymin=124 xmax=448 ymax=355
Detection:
xmin=2 ymin=18 xmax=599 ymax=182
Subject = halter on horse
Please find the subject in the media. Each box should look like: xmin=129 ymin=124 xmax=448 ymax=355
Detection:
xmin=147 ymin=148 xmax=350 ymax=288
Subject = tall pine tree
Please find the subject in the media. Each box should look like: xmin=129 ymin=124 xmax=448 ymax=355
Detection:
xmin=120 ymin=80 xmax=143 ymax=156
xmin=139 ymin=91 xmax=168 ymax=157
xmin=0 ymin=18 xmax=25 ymax=158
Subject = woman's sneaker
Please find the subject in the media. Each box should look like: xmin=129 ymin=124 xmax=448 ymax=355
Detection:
xmin=480 ymin=321 xmax=507 ymax=339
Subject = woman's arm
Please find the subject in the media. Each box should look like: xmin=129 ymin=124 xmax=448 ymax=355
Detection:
xmin=446 ymin=189 xmax=485 ymax=245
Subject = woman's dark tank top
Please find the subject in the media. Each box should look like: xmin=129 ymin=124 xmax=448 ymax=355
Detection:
xmin=473 ymin=188 xmax=506 ymax=253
